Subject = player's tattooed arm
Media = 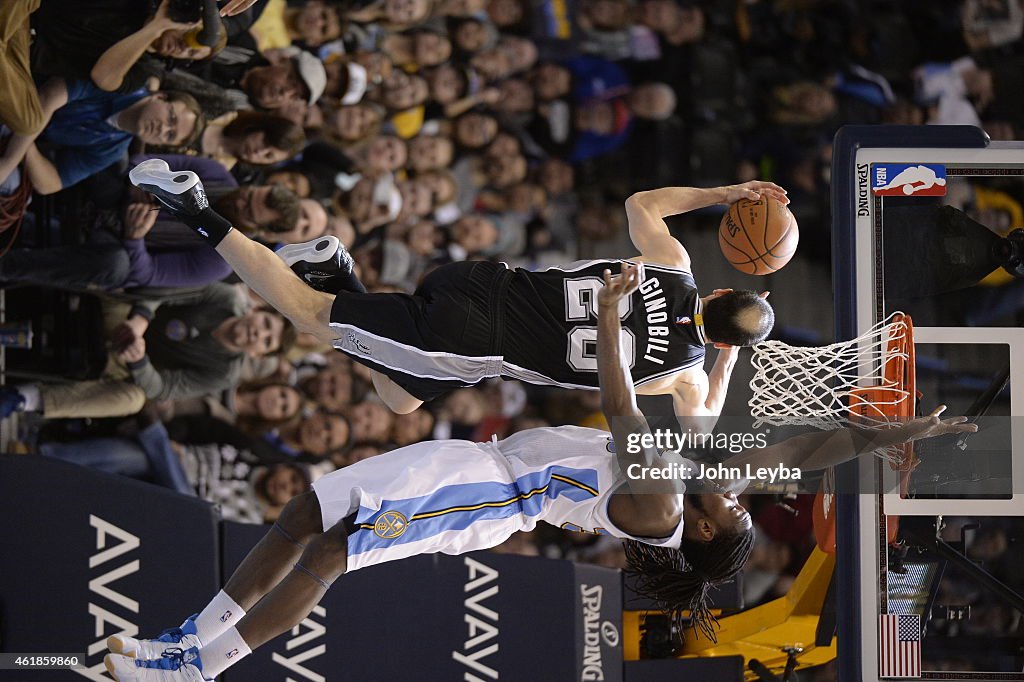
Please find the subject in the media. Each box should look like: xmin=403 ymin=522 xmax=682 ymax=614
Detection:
xmin=724 ymin=406 xmax=977 ymax=473
xmin=597 ymin=263 xmax=645 ymax=423
xmin=599 ymin=264 xmax=683 ymax=537
xmin=597 ymin=263 xmax=681 ymax=518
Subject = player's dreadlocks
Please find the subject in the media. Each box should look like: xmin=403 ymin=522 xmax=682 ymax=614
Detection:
xmin=624 ymin=514 xmax=755 ymax=643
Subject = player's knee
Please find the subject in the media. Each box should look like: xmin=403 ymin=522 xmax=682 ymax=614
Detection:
xmin=300 ymin=520 xmax=349 ymax=580
xmin=278 ymin=491 xmax=325 ymax=540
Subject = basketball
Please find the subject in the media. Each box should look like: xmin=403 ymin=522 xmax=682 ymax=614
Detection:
xmin=718 ymin=196 xmax=799 ymax=275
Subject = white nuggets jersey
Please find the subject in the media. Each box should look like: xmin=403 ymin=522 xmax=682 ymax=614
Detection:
xmin=312 ymin=426 xmax=687 ymax=572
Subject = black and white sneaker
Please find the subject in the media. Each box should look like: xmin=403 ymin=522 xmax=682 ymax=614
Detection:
xmin=128 ymin=159 xmax=209 ymax=217
xmin=276 ymin=236 xmax=358 ymax=294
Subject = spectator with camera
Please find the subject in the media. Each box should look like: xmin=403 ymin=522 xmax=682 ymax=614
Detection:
xmin=188 ymin=39 xmax=327 ymax=114
xmin=31 ymin=0 xmax=227 ymax=95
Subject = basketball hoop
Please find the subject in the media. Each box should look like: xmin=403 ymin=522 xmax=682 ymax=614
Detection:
xmin=749 ymin=313 xmax=916 ymax=466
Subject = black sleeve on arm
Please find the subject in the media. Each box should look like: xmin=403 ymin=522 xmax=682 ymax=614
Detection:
xmin=119 ymin=56 xmax=167 ymax=94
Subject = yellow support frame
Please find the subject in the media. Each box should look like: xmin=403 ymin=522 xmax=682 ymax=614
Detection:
xmin=624 ymin=547 xmax=837 ymax=680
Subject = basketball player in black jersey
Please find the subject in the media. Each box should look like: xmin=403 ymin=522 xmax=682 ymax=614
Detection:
xmin=102 ymin=262 xmax=973 ymax=682
xmin=129 ymin=159 xmax=785 ymax=417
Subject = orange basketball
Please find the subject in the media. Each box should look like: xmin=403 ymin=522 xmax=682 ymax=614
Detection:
xmin=718 ymin=196 xmax=799 ymax=275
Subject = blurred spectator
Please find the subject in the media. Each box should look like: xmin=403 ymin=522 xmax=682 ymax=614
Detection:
xmin=39 ymin=410 xmax=310 ymax=523
xmin=31 ymin=0 xmax=227 ymax=94
xmin=196 ymin=110 xmax=306 ymax=169
xmin=1 ymin=283 xmax=296 ymax=419
xmin=271 ymin=408 xmax=353 ymax=459
xmin=0 ymin=82 xmax=204 ymax=195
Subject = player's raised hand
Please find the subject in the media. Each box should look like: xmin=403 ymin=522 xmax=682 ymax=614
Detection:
xmin=599 ymin=261 xmax=644 ymax=307
xmin=899 ymin=405 xmax=978 ymax=442
xmin=723 ymin=181 xmax=790 ymax=206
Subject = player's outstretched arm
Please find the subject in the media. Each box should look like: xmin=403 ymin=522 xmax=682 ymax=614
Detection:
xmin=624 ymin=182 xmax=789 ymax=269
xmin=597 ymin=263 xmax=681 ymax=535
xmin=723 ymin=406 xmax=977 ymax=473
xmin=597 ymin=262 xmax=647 ymax=433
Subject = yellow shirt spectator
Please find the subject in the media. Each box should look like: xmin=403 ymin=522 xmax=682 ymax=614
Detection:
xmin=250 ymin=0 xmax=293 ymax=52
xmin=390 ymin=106 xmax=425 ymax=139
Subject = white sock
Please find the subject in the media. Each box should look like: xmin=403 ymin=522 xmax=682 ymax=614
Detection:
xmin=17 ymin=384 xmax=39 ymax=412
xmin=197 ymin=627 xmax=251 ymax=680
xmin=194 ymin=591 xmax=245 ymax=644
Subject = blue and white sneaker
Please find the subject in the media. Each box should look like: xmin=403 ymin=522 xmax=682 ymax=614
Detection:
xmin=276 ymin=235 xmax=357 ymax=294
xmin=128 ymin=159 xmax=208 ymax=218
xmin=105 ymin=647 xmax=208 ymax=681
xmin=108 ymin=615 xmax=202 ymax=659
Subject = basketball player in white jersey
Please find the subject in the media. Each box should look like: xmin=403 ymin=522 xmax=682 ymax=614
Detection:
xmin=103 ymin=263 xmax=974 ymax=681
xmin=127 ymin=159 xmax=780 ymax=426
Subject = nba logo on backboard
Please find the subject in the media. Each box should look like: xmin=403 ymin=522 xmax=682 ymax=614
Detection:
xmin=871 ymin=163 xmax=947 ymax=197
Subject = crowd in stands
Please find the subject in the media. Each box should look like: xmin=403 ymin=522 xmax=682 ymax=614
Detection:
xmin=2 ymin=1 xmax=1023 ymax=661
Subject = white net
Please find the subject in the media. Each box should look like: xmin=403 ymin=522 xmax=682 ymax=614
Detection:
xmin=749 ymin=313 xmax=913 ymax=434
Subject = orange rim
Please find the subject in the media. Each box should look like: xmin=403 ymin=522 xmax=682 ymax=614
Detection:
xmin=847 ymin=314 xmax=916 ymax=470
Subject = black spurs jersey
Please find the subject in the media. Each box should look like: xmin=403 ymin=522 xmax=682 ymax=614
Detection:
xmin=500 ymin=259 xmax=706 ymax=390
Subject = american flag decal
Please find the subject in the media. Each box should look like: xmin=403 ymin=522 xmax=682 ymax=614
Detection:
xmin=879 ymin=614 xmax=921 ymax=678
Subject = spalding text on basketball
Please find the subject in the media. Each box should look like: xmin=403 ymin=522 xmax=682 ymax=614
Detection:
xmin=724 ymin=216 xmax=740 ymax=238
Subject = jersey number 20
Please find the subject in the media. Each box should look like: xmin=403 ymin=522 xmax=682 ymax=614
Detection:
xmin=564 ymin=277 xmax=635 ymax=372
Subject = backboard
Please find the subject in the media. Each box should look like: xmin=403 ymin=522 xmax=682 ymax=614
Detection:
xmin=834 ymin=126 xmax=1024 ymax=681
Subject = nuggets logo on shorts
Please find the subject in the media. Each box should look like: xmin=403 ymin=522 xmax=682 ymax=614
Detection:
xmin=373 ymin=510 xmax=409 ymax=539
